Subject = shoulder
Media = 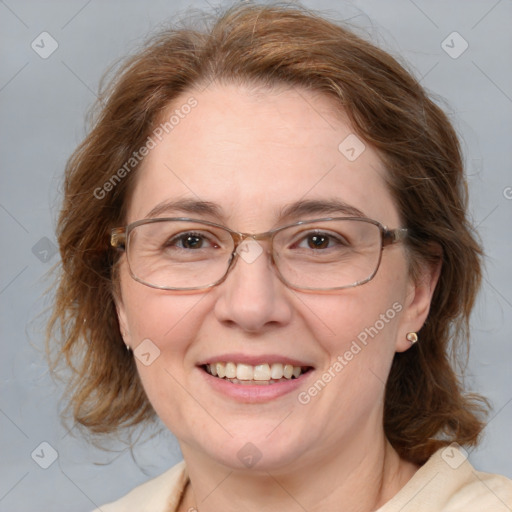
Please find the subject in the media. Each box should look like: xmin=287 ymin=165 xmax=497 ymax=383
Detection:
xmin=379 ymin=446 xmax=512 ymax=511
xmin=445 ymin=467 xmax=512 ymax=510
xmin=92 ymin=459 xmax=188 ymax=512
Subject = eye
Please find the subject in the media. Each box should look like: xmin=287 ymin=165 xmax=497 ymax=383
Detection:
xmin=305 ymin=233 xmax=329 ymax=249
xmin=165 ymin=231 xmax=219 ymax=250
xmin=295 ymin=231 xmax=349 ymax=250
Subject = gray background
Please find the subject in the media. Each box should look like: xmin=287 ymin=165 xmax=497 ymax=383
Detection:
xmin=1 ymin=0 xmax=511 ymax=510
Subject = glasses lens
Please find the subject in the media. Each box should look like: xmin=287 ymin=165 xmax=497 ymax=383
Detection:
xmin=273 ymin=219 xmax=382 ymax=290
xmin=127 ymin=220 xmax=234 ymax=289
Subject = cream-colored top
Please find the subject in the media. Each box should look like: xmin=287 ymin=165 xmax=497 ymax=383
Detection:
xmin=94 ymin=448 xmax=512 ymax=511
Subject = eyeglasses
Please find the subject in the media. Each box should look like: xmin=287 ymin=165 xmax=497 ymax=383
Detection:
xmin=111 ymin=217 xmax=408 ymax=291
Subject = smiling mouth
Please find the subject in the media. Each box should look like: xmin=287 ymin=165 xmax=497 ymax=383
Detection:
xmin=201 ymin=362 xmax=313 ymax=385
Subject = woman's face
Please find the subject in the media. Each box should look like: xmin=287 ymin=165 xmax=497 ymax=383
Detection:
xmin=117 ymin=83 xmax=431 ymax=471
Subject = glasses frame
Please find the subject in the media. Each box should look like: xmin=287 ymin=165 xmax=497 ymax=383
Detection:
xmin=111 ymin=216 xmax=408 ymax=292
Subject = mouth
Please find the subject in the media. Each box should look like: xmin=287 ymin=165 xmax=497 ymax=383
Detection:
xmin=200 ymin=362 xmax=314 ymax=385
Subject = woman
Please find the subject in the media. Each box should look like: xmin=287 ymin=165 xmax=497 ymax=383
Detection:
xmin=47 ymin=3 xmax=512 ymax=511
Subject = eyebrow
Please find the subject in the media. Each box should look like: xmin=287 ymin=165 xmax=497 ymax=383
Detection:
xmin=144 ymin=197 xmax=366 ymax=223
xmin=279 ymin=198 xmax=366 ymax=221
xmin=145 ymin=198 xmax=225 ymax=220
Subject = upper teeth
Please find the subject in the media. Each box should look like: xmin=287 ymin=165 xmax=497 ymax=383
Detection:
xmin=206 ymin=362 xmax=305 ymax=380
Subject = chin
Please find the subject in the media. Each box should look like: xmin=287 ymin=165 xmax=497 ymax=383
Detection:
xmin=199 ymin=431 xmax=309 ymax=473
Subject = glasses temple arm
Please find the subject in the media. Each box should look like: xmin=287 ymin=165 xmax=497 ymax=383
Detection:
xmin=111 ymin=228 xmax=127 ymax=249
xmin=383 ymin=227 xmax=409 ymax=246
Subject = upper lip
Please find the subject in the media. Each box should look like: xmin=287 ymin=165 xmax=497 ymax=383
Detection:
xmin=196 ymin=353 xmax=314 ymax=367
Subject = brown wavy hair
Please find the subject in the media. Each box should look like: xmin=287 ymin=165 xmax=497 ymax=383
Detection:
xmin=47 ymin=2 xmax=489 ymax=464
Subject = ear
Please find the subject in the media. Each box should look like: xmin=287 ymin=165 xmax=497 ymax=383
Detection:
xmin=395 ymin=256 xmax=442 ymax=353
xmin=114 ymin=290 xmax=132 ymax=348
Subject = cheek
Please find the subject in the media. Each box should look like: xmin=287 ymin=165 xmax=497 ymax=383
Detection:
xmin=295 ymin=291 xmax=405 ymax=430
xmin=119 ymin=277 xmax=212 ymax=426
xmin=119 ymin=258 xmax=206 ymax=343
xmin=301 ymin=257 xmax=408 ymax=384
xmin=307 ymin=261 xmax=406 ymax=344
xmin=118 ymin=267 xmax=210 ymax=408
xmin=305 ymin=290 xmax=403 ymax=366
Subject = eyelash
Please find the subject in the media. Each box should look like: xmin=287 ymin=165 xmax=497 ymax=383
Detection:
xmin=165 ymin=231 xmax=218 ymax=249
xmin=291 ymin=231 xmax=350 ymax=250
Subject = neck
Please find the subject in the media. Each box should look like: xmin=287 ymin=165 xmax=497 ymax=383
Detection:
xmin=178 ymin=432 xmax=419 ymax=512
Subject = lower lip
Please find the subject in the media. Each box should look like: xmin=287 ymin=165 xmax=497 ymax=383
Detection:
xmin=198 ymin=367 xmax=313 ymax=403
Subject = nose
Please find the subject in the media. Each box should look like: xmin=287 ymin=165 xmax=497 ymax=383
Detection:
xmin=213 ymin=240 xmax=293 ymax=333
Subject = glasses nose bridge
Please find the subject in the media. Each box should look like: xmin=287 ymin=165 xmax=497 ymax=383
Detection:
xmin=224 ymin=228 xmax=278 ymax=280
xmin=229 ymin=228 xmax=276 ymax=251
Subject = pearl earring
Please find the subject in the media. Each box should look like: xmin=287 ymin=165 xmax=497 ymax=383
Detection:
xmin=406 ymin=332 xmax=418 ymax=344
xmin=121 ymin=331 xmax=131 ymax=351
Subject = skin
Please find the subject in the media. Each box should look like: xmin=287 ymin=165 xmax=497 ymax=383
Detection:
xmin=116 ymin=83 xmax=440 ymax=512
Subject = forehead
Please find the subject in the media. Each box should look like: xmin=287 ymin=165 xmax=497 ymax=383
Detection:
xmin=126 ymin=83 xmax=400 ymax=229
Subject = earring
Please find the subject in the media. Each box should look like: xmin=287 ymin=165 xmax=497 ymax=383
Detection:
xmin=121 ymin=331 xmax=131 ymax=351
xmin=406 ymin=332 xmax=418 ymax=344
